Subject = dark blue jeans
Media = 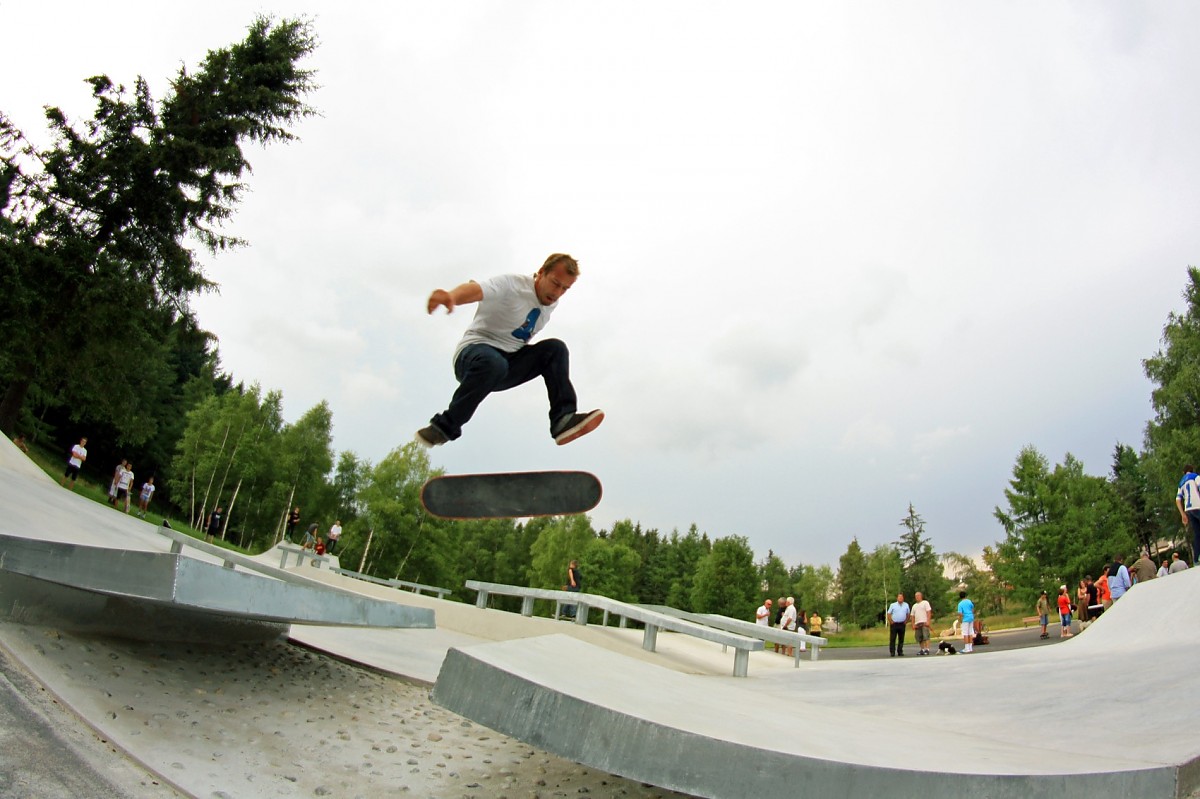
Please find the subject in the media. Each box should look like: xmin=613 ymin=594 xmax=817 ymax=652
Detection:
xmin=431 ymin=339 xmax=577 ymax=440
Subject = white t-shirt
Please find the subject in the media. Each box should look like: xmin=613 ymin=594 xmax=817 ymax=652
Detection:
xmin=69 ymin=444 xmax=87 ymax=467
xmin=118 ymin=467 xmax=134 ymax=490
xmin=454 ymin=274 xmax=557 ymax=361
xmin=328 ymin=523 xmax=342 ymax=541
xmin=781 ymin=604 xmax=797 ymax=631
xmin=912 ymin=600 xmax=932 ymax=626
xmin=755 ymin=604 xmax=770 ymax=625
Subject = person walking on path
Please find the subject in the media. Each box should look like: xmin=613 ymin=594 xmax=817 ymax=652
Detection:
xmin=60 ymin=437 xmax=87 ymax=489
xmin=956 ymin=591 xmax=976 ymax=653
xmin=887 ymin=593 xmax=910 ymax=657
xmin=1036 ymin=590 xmax=1051 ymax=639
xmin=137 ymin=477 xmax=155 ymax=518
xmin=416 ymin=253 xmax=603 ymax=448
xmin=911 ymin=592 xmax=933 ymax=655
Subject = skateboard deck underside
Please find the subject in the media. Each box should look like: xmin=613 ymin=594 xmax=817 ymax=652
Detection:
xmin=421 ymin=471 xmax=602 ymax=519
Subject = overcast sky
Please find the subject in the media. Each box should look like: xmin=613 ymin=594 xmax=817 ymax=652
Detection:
xmin=5 ymin=2 xmax=1199 ymax=568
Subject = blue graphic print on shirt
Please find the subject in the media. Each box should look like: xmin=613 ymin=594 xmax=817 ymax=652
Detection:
xmin=511 ymin=308 xmax=541 ymax=342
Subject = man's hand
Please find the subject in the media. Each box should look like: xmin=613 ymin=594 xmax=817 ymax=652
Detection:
xmin=427 ymin=289 xmax=455 ymax=314
xmin=427 ymin=281 xmax=483 ymax=314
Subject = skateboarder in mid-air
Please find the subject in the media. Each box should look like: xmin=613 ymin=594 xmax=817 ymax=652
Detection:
xmin=416 ymin=253 xmax=603 ymax=448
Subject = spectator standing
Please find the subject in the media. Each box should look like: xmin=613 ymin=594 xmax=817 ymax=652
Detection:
xmin=327 ymin=520 xmax=342 ymax=554
xmin=302 ymin=523 xmax=319 ymax=551
xmin=755 ymin=599 xmax=773 ymax=626
xmin=911 ymin=591 xmax=933 ymax=655
xmin=956 ymin=591 xmax=976 ymax=653
xmin=1036 ymin=591 xmax=1051 ymax=639
xmin=780 ymin=597 xmax=798 ymax=657
xmin=60 ymin=437 xmax=88 ymax=489
xmin=1176 ymin=465 xmax=1200 ymax=566
xmin=886 ymin=593 xmax=910 ymax=657
xmin=1056 ymin=586 xmax=1074 ymax=638
xmin=286 ymin=506 xmax=301 ymax=543
xmin=1158 ymin=559 xmax=1170 ymax=578
xmin=116 ymin=462 xmax=135 ymax=513
xmin=1108 ymin=555 xmax=1132 ymax=601
xmin=205 ymin=506 xmax=223 ymax=543
xmin=1132 ymin=552 xmax=1157 ymax=583
xmin=1075 ymin=579 xmax=1091 ymax=629
xmin=808 ymin=610 xmax=823 ymax=638
xmin=564 ymin=559 xmax=582 ymax=619
xmin=1097 ymin=567 xmax=1112 ymax=609
xmin=772 ymin=597 xmax=786 ymax=653
xmin=1169 ymin=552 xmax=1190 ymax=574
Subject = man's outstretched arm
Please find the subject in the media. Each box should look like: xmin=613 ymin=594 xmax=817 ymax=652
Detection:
xmin=427 ymin=281 xmax=483 ymax=314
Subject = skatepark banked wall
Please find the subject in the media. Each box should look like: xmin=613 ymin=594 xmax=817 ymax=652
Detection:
xmin=433 ymin=570 xmax=1200 ymax=799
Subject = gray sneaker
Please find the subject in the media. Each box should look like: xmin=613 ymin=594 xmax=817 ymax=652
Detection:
xmin=552 ymin=409 xmax=604 ymax=445
xmin=415 ymin=424 xmax=449 ymax=447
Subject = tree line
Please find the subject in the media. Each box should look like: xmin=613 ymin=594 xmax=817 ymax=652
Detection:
xmin=3 ymin=19 xmax=1197 ymax=628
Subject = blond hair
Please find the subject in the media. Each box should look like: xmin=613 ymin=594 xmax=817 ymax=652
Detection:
xmin=540 ymin=253 xmax=579 ymax=277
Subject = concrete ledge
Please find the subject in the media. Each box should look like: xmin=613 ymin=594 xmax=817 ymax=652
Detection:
xmin=0 ymin=533 xmax=434 ymax=634
xmin=432 ymin=635 xmax=1182 ymax=799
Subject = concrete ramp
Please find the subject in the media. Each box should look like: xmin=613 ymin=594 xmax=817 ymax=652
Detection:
xmin=433 ymin=571 xmax=1200 ymax=799
xmin=0 ymin=437 xmax=434 ymax=641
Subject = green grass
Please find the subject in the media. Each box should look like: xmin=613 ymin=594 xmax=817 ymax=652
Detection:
xmin=20 ymin=440 xmax=247 ymax=553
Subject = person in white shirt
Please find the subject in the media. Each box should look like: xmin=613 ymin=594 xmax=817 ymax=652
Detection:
xmin=779 ymin=597 xmax=798 ymax=657
xmin=327 ymin=520 xmax=342 ymax=555
xmin=755 ymin=598 xmax=772 ymax=626
xmin=60 ymin=437 xmax=88 ymax=489
xmin=910 ymin=592 xmax=934 ymax=655
xmin=417 ymin=254 xmax=603 ymax=448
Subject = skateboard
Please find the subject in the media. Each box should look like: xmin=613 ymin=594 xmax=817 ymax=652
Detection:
xmin=420 ymin=471 xmax=602 ymax=519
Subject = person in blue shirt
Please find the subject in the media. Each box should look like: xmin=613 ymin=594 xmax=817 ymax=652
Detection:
xmin=956 ymin=590 xmax=976 ymax=653
xmin=886 ymin=593 xmax=911 ymax=657
xmin=1176 ymin=465 xmax=1200 ymax=565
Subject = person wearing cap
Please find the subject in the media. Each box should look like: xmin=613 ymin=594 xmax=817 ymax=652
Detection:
xmin=1036 ymin=590 xmax=1050 ymax=639
xmin=1056 ymin=585 xmax=1074 ymax=638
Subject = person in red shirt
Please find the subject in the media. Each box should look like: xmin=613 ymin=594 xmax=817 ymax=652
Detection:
xmin=1056 ymin=586 xmax=1074 ymax=638
xmin=1096 ymin=567 xmax=1112 ymax=609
